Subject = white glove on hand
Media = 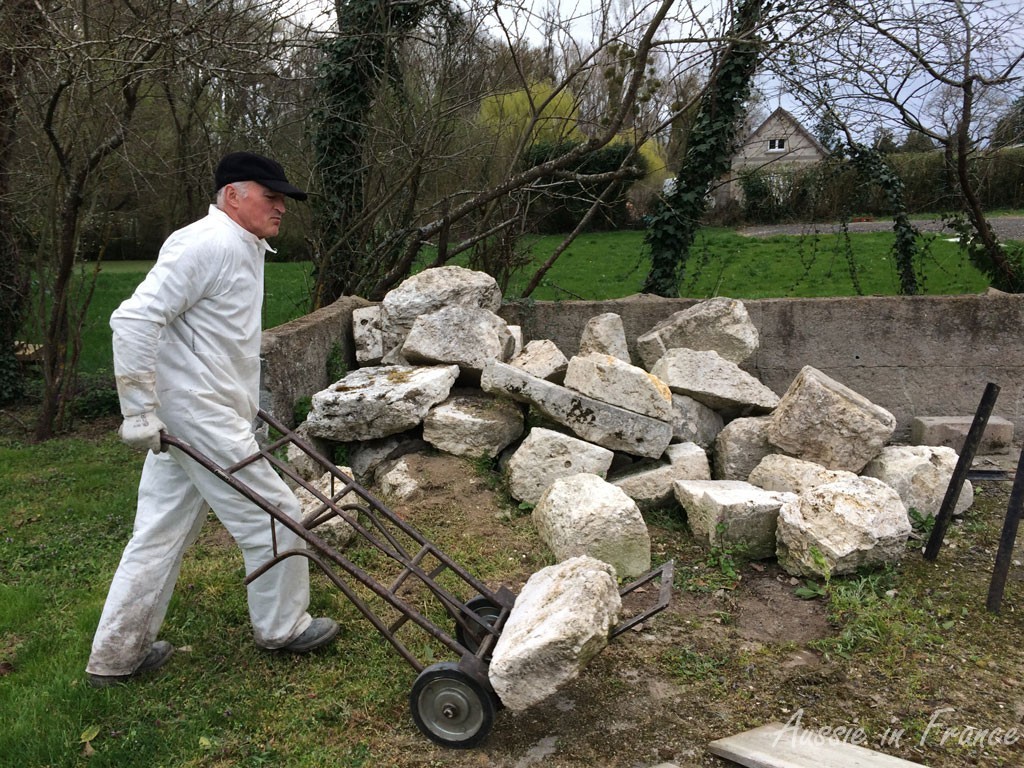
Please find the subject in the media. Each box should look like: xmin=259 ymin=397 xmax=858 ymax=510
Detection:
xmin=119 ymin=412 xmax=167 ymax=454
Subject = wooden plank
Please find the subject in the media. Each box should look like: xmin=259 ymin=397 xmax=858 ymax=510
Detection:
xmin=707 ymin=722 xmax=929 ymax=768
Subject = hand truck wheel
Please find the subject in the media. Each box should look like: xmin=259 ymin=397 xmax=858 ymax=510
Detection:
xmin=409 ymin=662 xmax=496 ymax=748
xmin=455 ymin=596 xmax=501 ymax=657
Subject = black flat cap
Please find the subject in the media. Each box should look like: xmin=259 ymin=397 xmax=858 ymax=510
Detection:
xmin=215 ymin=151 xmax=308 ymax=200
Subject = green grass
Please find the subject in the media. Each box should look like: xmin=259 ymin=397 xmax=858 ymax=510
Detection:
xmin=0 ymin=434 xmax=437 ymax=767
xmin=39 ymin=224 xmax=997 ymax=377
xmin=503 ymin=228 xmax=991 ymax=301
xmin=43 ymin=261 xmax=315 ymax=376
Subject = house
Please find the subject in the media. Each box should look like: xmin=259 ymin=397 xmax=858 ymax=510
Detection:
xmin=713 ymin=107 xmax=828 ymax=207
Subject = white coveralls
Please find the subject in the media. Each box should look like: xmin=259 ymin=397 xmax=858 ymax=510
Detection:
xmin=87 ymin=205 xmax=312 ymax=677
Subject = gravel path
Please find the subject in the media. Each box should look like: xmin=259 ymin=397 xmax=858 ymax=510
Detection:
xmin=737 ymin=214 xmax=1024 ymax=241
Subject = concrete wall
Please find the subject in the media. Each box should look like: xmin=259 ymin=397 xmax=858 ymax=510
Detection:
xmin=260 ymin=295 xmax=369 ymax=426
xmin=262 ymin=292 xmax=1024 ymax=442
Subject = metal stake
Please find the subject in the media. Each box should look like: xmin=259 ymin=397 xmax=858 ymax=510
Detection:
xmin=986 ymin=447 xmax=1024 ymax=613
xmin=923 ymin=382 xmax=1000 ymax=561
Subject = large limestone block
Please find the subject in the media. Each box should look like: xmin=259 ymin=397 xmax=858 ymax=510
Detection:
xmin=293 ymin=468 xmax=360 ymax=546
xmin=422 ymin=392 xmax=524 ymax=458
xmin=861 ymin=445 xmax=973 ymax=518
xmin=352 ymin=305 xmax=383 ymax=365
xmin=305 ymin=365 xmax=459 ymax=441
xmin=505 ymin=427 xmax=614 ymax=505
xmin=673 ymin=479 xmax=795 ymax=560
xmin=578 ymin=312 xmax=630 ymax=362
xmin=651 ymin=348 xmax=779 ymax=417
xmin=489 ymin=556 xmax=621 ymax=711
xmin=381 ymin=265 xmax=502 ymax=324
xmin=482 ymin=360 xmax=673 ymax=459
xmin=748 ymin=454 xmax=857 ymax=494
xmin=612 ymin=442 xmax=711 ymax=510
xmin=767 ymin=366 xmax=897 ymax=473
xmin=669 ymin=394 xmax=724 ymax=449
xmin=712 ymin=416 xmax=774 ymax=481
xmin=637 ymin=297 xmax=759 ymax=368
xmin=401 ymin=306 xmax=515 ymax=376
xmin=534 ymin=473 xmax=652 ymax=578
xmin=776 ymin=476 xmax=912 ymax=578
xmin=379 ymin=266 xmax=502 ymax=354
xmin=510 ymin=339 xmax=568 ymax=382
xmin=563 ymin=353 xmax=673 ymax=421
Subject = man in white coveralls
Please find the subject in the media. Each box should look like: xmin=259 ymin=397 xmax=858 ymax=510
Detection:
xmin=87 ymin=152 xmax=338 ymax=687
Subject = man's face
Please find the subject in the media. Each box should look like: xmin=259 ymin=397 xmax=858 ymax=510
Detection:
xmin=224 ymin=182 xmax=287 ymax=239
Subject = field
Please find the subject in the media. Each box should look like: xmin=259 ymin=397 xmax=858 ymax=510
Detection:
xmin=507 ymin=226 xmax=989 ymax=301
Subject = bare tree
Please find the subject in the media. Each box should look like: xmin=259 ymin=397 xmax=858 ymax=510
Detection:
xmin=775 ymin=0 xmax=1024 ymax=290
xmin=308 ymin=0 xmax=755 ymax=304
xmin=13 ymin=0 xmax=307 ymax=439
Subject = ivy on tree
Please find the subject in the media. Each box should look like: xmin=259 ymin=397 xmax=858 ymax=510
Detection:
xmin=642 ymin=0 xmax=770 ymax=297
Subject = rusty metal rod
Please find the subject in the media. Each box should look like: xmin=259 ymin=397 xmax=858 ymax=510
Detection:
xmin=924 ymin=382 xmax=1000 ymax=561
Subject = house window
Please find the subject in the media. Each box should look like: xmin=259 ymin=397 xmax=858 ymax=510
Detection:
xmin=768 ymin=138 xmax=786 ymax=152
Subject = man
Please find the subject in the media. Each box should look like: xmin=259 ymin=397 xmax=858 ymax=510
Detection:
xmin=87 ymin=152 xmax=337 ymax=688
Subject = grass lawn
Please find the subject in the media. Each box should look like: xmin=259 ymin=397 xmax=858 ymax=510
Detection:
xmin=505 ymin=227 xmax=990 ymax=301
xmin=61 ymin=261 xmax=315 ymax=376
xmin=62 ymin=225 xmax=992 ymax=376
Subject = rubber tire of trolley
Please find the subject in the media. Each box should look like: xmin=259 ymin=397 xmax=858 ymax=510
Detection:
xmin=409 ymin=662 xmax=497 ymax=748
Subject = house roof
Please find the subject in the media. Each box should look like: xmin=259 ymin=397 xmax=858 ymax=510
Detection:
xmin=743 ymin=106 xmax=828 ymax=157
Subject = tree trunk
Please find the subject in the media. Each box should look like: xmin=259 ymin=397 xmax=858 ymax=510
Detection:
xmin=33 ymin=192 xmax=82 ymax=441
xmin=642 ymin=0 xmax=768 ymax=297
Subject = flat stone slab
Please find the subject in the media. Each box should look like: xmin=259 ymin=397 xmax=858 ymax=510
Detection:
xmin=910 ymin=415 xmax=1014 ymax=455
xmin=708 ymin=722 xmax=927 ymax=768
xmin=651 ymin=348 xmax=779 ymax=416
xmin=481 ymin=360 xmax=672 ymax=459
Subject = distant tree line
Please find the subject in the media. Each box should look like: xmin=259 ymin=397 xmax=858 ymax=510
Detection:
xmin=736 ymin=146 xmax=1024 ymax=224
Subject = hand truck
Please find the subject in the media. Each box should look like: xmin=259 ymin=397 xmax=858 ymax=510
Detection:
xmin=161 ymin=408 xmax=674 ymax=748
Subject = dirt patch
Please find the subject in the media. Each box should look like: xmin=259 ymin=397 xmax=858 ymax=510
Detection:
xmin=366 ymin=453 xmax=838 ymax=767
xmin=358 ymin=452 xmax=1024 ymax=768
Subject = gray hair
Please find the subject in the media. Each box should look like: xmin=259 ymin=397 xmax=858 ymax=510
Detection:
xmin=215 ymin=180 xmax=252 ymax=208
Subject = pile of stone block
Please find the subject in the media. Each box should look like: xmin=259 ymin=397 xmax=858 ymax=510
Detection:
xmin=292 ymin=265 xmax=978 ymax=707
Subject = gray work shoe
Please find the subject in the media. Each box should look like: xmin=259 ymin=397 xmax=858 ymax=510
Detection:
xmin=280 ymin=617 xmax=339 ymax=653
xmin=87 ymin=641 xmax=174 ymax=688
